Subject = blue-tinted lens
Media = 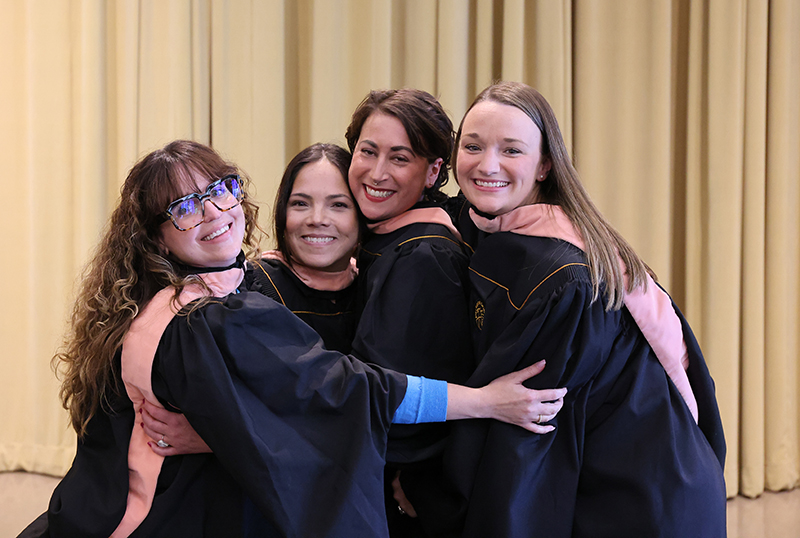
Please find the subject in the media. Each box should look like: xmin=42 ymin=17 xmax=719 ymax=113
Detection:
xmin=226 ymin=176 xmax=242 ymax=200
xmin=209 ymin=179 xmax=237 ymax=209
xmin=164 ymin=175 xmax=242 ymax=231
xmin=175 ymin=198 xmax=199 ymax=217
xmin=169 ymin=196 xmax=203 ymax=229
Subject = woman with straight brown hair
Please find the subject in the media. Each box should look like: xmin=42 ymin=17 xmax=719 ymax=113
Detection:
xmin=440 ymin=82 xmax=727 ymax=538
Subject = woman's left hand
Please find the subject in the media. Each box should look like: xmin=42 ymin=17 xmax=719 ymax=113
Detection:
xmin=479 ymin=360 xmax=567 ymax=433
xmin=141 ymin=399 xmax=211 ymax=456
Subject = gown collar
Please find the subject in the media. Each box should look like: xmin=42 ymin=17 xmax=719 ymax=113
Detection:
xmin=367 ymin=206 xmax=462 ymax=241
xmin=468 ymin=204 xmax=584 ymax=249
xmin=261 ymin=250 xmax=357 ymax=292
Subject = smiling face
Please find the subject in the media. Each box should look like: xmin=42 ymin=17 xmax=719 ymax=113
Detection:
xmin=158 ymin=172 xmax=245 ymax=267
xmin=457 ymin=101 xmax=551 ymax=216
xmin=284 ymin=159 xmax=360 ymax=272
xmin=348 ymin=112 xmax=442 ymax=221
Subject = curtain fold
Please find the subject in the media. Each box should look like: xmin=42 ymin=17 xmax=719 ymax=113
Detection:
xmin=764 ymin=0 xmax=800 ymax=494
xmin=739 ymin=0 xmax=769 ymax=498
xmin=2 ymin=0 xmax=799 ymax=499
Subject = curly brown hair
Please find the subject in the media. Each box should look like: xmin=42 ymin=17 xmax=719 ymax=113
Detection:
xmin=54 ymin=140 xmax=265 ymax=437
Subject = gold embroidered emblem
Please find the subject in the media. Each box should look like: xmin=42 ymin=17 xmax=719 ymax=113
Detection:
xmin=474 ymin=300 xmax=485 ymax=330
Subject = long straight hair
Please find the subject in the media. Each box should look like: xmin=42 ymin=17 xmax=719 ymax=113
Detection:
xmin=453 ymin=82 xmax=652 ymax=309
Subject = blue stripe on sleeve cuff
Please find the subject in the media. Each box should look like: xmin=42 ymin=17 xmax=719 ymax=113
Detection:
xmin=393 ymin=376 xmax=448 ymax=424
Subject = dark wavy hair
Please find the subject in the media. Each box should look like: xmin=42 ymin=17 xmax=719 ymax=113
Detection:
xmin=55 ymin=140 xmax=265 ymax=436
xmin=273 ymin=143 xmax=359 ymax=265
xmin=345 ymin=88 xmax=454 ymax=202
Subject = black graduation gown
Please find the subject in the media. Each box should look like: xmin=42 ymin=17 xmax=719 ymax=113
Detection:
xmin=37 ymin=289 xmax=407 ymax=538
xmin=440 ymin=232 xmax=727 ymax=538
xmin=246 ymin=258 xmax=358 ymax=353
xmin=442 ymin=192 xmax=488 ymax=253
xmin=354 ymin=216 xmax=474 ymax=463
xmin=352 ymin=210 xmax=474 ymax=534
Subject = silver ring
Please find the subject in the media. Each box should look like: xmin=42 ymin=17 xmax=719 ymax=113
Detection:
xmin=157 ymin=435 xmax=169 ymax=448
xmin=537 ymin=414 xmax=543 ymax=424
xmin=397 ymin=505 xmax=406 ymax=516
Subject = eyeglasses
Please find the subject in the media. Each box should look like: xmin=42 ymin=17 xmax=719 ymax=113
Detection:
xmin=161 ymin=174 xmax=243 ymax=231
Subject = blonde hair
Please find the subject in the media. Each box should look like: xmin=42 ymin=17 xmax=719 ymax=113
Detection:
xmin=453 ymin=82 xmax=653 ymax=310
xmin=55 ymin=140 xmax=265 ymax=436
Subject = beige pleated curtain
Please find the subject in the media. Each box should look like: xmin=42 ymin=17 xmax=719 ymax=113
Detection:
xmin=1 ymin=0 xmax=798 ymax=500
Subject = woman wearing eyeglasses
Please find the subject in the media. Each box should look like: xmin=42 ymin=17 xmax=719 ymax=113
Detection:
xmin=21 ymin=140 xmax=566 ymax=538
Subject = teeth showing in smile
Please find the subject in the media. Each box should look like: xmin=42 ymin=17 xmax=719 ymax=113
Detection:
xmin=303 ymin=236 xmax=335 ymax=244
xmin=202 ymin=223 xmax=230 ymax=241
xmin=475 ymin=179 xmax=509 ymax=188
xmin=365 ymin=185 xmax=393 ymax=198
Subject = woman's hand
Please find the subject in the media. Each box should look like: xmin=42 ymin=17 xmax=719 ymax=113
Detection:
xmin=481 ymin=360 xmax=566 ymax=433
xmin=141 ymin=399 xmax=211 ymax=456
xmin=391 ymin=471 xmax=418 ymax=518
xmin=447 ymin=360 xmax=567 ymax=434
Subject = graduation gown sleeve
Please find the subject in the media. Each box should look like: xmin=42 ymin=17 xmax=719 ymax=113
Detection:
xmin=152 ymin=290 xmax=407 ymax=538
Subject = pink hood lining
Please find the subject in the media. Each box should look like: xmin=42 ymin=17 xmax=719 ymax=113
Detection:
xmin=367 ymin=207 xmax=463 ymax=242
xmin=470 ymin=205 xmax=698 ymax=423
xmin=111 ymin=268 xmax=243 ymax=537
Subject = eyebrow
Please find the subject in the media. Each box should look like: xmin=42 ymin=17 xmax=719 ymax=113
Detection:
xmin=289 ymin=192 xmax=352 ymax=201
xmin=462 ymin=132 xmax=529 ymax=146
xmin=361 ymin=139 xmax=416 ymax=155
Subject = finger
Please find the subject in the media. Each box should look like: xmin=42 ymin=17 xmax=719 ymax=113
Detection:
xmin=141 ymin=421 xmax=161 ymax=443
xmin=511 ymin=360 xmax=546 ymax=382
xmin=538 ymin=400 xmax=565 ymax=416
xmin=399 ymin=500 xmax=418 ymax=518
xmin=141 ymin=407 xmax=167 ymax=432
xmin=520 ymin=422 xmax=556 ymax=434
xmin=539 ymin=412 xmax=558 ymax=423
xmin=147 ymin=441 xmax=178 ymax=457
xmin=391 ymin=474 xmax=418 ymax=518
xmin=142 ymin=401 xmax=176 ymax=423
xmin=535 ymin=388 xmax=568 ymax=402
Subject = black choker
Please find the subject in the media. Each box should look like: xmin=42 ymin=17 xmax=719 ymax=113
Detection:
xmin=172 ymin=251 xmax=246 ymax=275
xmin=471 ymin=207 xmax=498 ymax=220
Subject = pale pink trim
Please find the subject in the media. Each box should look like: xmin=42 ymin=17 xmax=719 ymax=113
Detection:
xmin=367 ymin=207 xmax=463 ymax=242
xmin=625 ymin=274 xmax=695 ymax=420
xmin=469 ymin=206 xmax=582 ymax=248
xmin=470 ymin=205 xmax=699 ymax=423
xmin=112 ymin=268 xmax=243 ymax=537
xmin=262 ymin=250 xmax=357 ymax=291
